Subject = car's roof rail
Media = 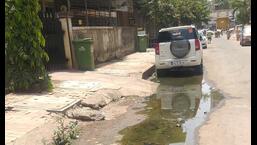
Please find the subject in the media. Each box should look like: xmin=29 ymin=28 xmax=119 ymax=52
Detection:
xmin=159 ymin=25 xmax=195 ymax=32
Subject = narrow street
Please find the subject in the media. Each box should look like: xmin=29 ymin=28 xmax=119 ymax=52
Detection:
xmin=198 ymin=35 xmax=251 ymax=145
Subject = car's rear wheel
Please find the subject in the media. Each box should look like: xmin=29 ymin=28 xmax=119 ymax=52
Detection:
xmin=156 ymin=69 xmax=167 ymax=77
xmin=195 ymin=60 xmax=203 ymax=75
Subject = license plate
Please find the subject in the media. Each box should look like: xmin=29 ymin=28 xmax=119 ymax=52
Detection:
xmin=172 ymin=60 xmax=184 ymax=65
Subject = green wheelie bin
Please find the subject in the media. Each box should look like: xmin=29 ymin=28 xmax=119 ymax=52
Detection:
xmin=137 ymin=34 xmax=148 ymax=52
xmin=72 ymin=38 xmax=95 ymax=71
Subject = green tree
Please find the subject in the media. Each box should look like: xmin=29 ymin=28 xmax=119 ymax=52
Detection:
xmin=135 ymin=0 xmax=176 ymax=29
xmin=135 ymin=0 xmax=210 ymax=29
xmin=173 ymin=0 xmax=210 ymax=26
xmin=214 ymin=0 xmax=230 ymax=10
xmin=5 ymin=0 xmax=52 ymax=92
xmin=229 ymin=0 xmax=250 ymax=24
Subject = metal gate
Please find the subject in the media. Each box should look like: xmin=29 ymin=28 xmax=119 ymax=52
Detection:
xmin=40 ymin=8 xmax=67 ymax=70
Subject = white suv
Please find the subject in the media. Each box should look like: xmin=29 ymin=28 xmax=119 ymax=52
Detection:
xmin=154 ymin=25 xmax=203 ymax=77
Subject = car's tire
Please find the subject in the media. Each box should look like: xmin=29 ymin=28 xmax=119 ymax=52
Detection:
xmin=156 ymin=69 xmax=167 ymax=77
xmin=195 ymin=60 xmax=203 ymax=75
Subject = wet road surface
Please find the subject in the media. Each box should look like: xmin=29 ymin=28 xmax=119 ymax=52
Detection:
xmin=118 ymin=75 xmax=223 ymax=145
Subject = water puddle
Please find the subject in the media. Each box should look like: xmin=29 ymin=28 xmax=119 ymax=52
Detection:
xmin=118 ymin=75 xmax=224 ymax=145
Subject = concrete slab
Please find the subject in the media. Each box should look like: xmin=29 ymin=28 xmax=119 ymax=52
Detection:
xmin=5 ymin=109 xmax=50 ymax=144
xmin=58 ymin=81 xmax=103 ymax=90
xmin=5 ymin=95 xmax=79 ymax=144
xmin=96 ymin=52 xmax=155 ymax=78
xmin=10 ymin=95 xmax=79 ymax=111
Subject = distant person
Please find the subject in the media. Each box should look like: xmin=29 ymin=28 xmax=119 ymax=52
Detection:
xmin=236 ymin=28 xmax=240 ymax=41
xmin=207 ymin=32 xmax=212 ymax=43
xmin=203 ymin=30 xmax=207 ymax=36
xmin=227 ymin=31 xmax=231 ymax=40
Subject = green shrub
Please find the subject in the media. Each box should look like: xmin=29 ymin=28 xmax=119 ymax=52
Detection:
xmin=53 ymin=118 xmax=80 ymax=145
xmin=5 ymin=0 xmax=52 ymax=92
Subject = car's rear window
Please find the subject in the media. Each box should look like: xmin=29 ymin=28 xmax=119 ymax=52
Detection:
xmin=158 ymin=28 xmax=198 ymax=43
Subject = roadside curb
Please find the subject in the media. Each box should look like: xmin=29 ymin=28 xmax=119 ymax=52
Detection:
xmin=142 ymin=65 xmax=155 ymax=80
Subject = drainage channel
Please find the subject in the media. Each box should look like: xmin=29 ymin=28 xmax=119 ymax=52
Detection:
xmin=118 ymin=75 xmax=224 ymax=145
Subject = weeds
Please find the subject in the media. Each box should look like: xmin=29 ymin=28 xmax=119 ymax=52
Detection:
xmin=52 ymin=117 xmax=80 ymax=145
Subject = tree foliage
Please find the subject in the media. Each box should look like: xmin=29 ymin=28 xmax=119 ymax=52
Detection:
xmin=135 ymin=0 xmax=211 ymax=29
xmin=5 ymin=0 xmax=52 ymax=92
xmin=214 ymin=0 xmax=230 ymax=10
xmin=229 ymin=0 xmax=250 ymax=24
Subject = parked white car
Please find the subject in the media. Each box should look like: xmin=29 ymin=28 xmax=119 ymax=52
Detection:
xmin=240 ymin=25 xmax=251 ymax=46
xmin=154 ymin=25 xmax=203 ymax=77
xmin=198 ymin=31 xmax=207 ymax=49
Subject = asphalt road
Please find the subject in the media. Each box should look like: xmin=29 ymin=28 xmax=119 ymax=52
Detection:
xmin=198 ymin=35 xmax=251 ymax=145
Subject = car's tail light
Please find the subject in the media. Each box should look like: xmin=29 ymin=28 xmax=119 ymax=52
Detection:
xmin=154 ymin=43 xmax=160 ymax=55
xmin=195 ymin=39 xmax=201 ymax=50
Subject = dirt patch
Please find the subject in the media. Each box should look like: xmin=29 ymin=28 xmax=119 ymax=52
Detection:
xmin=73 ymin=96 xmax=147 ymax=145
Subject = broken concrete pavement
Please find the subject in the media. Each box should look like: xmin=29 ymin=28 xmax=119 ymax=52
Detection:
xmin=5 ymin=51 xmax=159 ymax=145
xmin=66 ymin=107 xmax=105 ymax=121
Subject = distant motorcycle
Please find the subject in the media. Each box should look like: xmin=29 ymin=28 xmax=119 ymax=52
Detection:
xmin=207 ymin=36 xmax=212 ymax=43
xmin=207 ymin=31 xmax=213 ymax=43
xmin=227 ymin=32 xmax=231 ymax=40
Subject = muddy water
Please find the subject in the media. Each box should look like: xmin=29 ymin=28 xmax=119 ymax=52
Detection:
xmin=118 ymin=75 xmax=224 ymax=145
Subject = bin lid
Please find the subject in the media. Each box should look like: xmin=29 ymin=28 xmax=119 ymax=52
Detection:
xmin=73 ymin=38 xmax=93 ymax=42
xmin=137 ymin=34 xmax=147 ymax=36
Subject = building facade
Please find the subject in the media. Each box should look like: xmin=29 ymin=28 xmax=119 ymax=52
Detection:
xmin=39 ymin=0 xmax=137 ymax=70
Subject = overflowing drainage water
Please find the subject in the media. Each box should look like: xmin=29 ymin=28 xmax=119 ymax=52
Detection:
xmin=118 ymin=75 xmax=224 ymax=145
